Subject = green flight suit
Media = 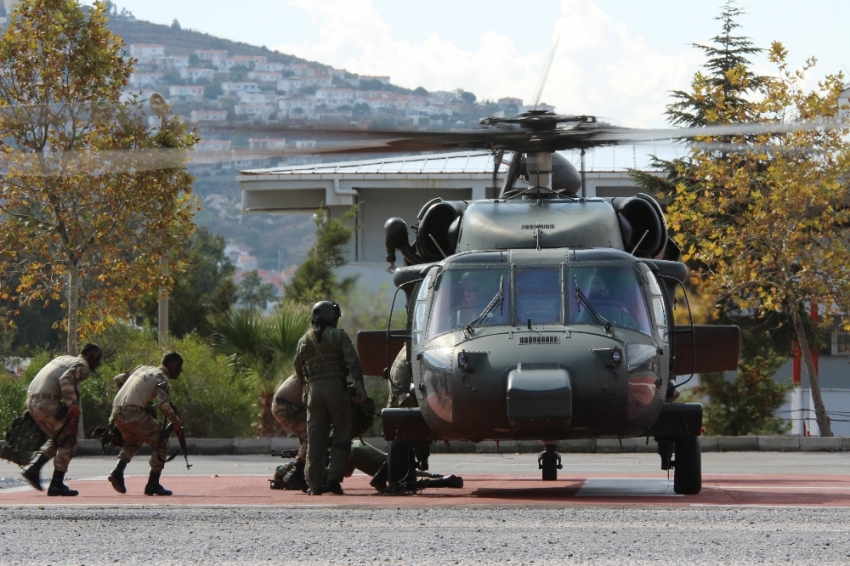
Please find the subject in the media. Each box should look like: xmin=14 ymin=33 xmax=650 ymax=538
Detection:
xmin=294 ymin=326 xmax=364 ymax=491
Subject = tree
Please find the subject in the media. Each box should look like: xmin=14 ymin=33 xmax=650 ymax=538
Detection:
xmin=630 ymin=2 xmax=810 ymax=435
xmin=0 ymin=0 xmax=197 ymax=355
xmin=286 ymin=206 xmax=358 ymax=305
xmin=237 ymin=270 xmax=277 ymax=311
xmin=138 ymin=227 xmax=237 ymax=338
xmin=171 ymin=18 xmax=181 ymax=30
xmin=662 ymin=44 xmax=850 ymax=436
xmin=459 ymin=91 xmax=477 ymax=105
xmin=209 ymin=304 xmax=310 ymax=436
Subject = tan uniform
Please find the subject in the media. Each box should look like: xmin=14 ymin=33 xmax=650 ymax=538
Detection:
xmin=271 ymin=375 xmax=308 ymax=461
xmin=294 ymin=326 xmax=363 ymax=491
xmin=26 ymin=355 xmax=91 ymax=472
xmin=387 ymin=344 xmax=415 ymax=408
xmin=111 ymin=366 xmax=181 ymax=472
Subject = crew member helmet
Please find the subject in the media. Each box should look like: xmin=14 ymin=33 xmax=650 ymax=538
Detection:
xmin=311 ymin=301 xmax=342 ymax=326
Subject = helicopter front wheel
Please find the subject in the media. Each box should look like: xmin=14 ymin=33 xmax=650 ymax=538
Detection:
xmin=538 ymin=446 xmax=562 ymax=481
xmin=673 ymin=435 xmax=701 ymax=495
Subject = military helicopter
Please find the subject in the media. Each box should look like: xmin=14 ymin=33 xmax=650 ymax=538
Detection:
xmin=322 ymin=110 xmax=748 ymax=496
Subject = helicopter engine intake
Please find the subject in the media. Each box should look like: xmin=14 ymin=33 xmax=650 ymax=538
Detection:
xmin=612 ymin=194 xmax=667 ymax=258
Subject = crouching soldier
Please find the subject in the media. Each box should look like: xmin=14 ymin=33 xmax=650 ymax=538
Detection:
xmin=270 ymin=374 xmax=309 ymax=491
xmin=21 ymin=343 xmax=103 ymax=496
xmin=107 ymin=351 xmax=184 ymax=496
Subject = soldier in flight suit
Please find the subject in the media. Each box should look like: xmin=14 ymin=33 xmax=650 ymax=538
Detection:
xmin=270 ymin=374 xmax=309 ymax=490
xmin=294 ymin=300 xmax=367 ymax=495
xmin=107 ymin=351 xmax=184 ymax=496
xmin=21 ymin=343 xmax=103 ymax=496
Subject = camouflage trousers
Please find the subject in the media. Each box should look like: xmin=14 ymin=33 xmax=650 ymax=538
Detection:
xmin=112 ymin=406 xmax=169 ymax=473
xmin=26 ymin=396 xmax=77 ymax=473
xmin=388 ymin=345 xmax=415 ymax=408
xmin=271 ymin=397 xmax=308 ymax=462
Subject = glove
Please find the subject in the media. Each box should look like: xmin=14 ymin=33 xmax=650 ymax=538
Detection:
xmin=172 ymin=420 xmax=183 ymax=433
xmin=66 ymin=405 xmax=81 ymax=419
xmin=355 ymin=382 xmax=368 ymax=403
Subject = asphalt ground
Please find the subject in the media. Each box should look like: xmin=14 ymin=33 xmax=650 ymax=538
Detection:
xmin=1 ymin=453 xmax=850 ymax=565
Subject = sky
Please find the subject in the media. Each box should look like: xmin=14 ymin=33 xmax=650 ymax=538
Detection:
xmin=101 ymin=0 xmax=850 ymax=128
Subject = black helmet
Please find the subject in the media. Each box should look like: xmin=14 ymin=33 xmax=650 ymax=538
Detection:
xmin=311 ymin=301 xmax=342 ymax=327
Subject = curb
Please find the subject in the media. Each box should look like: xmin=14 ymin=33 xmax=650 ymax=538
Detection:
xmin=2 ymin=436 xmax=849 ymax=457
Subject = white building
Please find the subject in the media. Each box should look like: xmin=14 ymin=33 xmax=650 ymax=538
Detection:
xmin=248 ymin=138 xmax=287 ymax=150
xmin=216 ymin=55 xmax=267 ymax=72
xmin=279 ymin=98 xmax=315 ymax=118
xmin=222 ymin=82 xmax=260 ymax=96
xmin=190 ymin=110 xmax=228 ymax=123
xmin=195 ymin=49 xmax=228 ymax=62
xmin=247 ymin=71 xmax=282 ymax=84
xmin=234 ymin=102 xmax=274 ymax=119
xmin=129 ymin=44 xmax=165 ymax=63
xmin=254 ymin=62 xmax=286 ymax=73
xmin=180 ymin=67 xmax=216 ymax=82
xmin=168 ymin=85 xmax=205 ymax=102
xmin=315 ymin=88 xmax=355 ymax=108
xmin=238 ymin=92 xmax=277 ymax=104
xmin=158 ymin=55 xmax=190 ymax=70
xmin=194 ymin=139 xmax=232 ymax=152
xmin=128 ymin=72 xmax=163 ymax=88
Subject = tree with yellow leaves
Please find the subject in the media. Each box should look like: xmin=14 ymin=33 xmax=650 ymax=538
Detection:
xmin=0 ymin=0 xmax=197 ymax=354
xmin=664 ymin=42 xmax=850 ymax=437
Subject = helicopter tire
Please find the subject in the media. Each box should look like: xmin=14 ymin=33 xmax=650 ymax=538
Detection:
xmin=673 ymin=435 xmax=701 ymax=495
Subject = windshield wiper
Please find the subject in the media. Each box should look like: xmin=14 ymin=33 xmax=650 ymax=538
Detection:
xmin=464 ymin=275 xmax=504 ymax=337
xmin=573 ymin=275 xmax=612 ymax=335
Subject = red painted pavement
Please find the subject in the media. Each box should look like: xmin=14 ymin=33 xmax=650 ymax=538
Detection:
xmin=2 ymin=473 xmax=850 ymax=507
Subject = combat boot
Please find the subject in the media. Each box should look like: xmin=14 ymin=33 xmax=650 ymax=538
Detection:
xmin=108 ymin=460 xmax=127 ymax=494
xmin=305 ymin=486 xmax=323 ymax=495
xmin=321 ymin=479 xmax=344 ymax=495
xmin=21 ymin=453 xmax=48 ymax=491
xmin=144 ymin=471 xmax=172 ymax=496
xmin=369 ymin=461 xmax=388 ymax=493
xmin=282 ymin=460 xmax=307 ymax=491
xmin=47 ymin=470 xmax=78 ymax=496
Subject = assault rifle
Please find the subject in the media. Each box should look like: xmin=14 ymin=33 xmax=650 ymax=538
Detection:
xmin=160 ymin=421 xmax=192 ymax=470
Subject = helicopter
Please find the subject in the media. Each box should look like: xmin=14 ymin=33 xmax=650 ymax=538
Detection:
xmin=327 ymin=110 xmax=747 ymax=495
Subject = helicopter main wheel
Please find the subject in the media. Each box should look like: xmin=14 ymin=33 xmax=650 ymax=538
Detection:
xmin=673 ymin=435 xmax=701 ymax=495
xmin=538 ymin=447 xmax=562 ymax=481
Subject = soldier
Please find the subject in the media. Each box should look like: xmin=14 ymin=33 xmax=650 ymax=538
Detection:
xmin=270 ymin=374 xmax=308 ymax=491
xmin=106 ymin=351 xmax=184 ymax=496
xmin=294 ymin=300 xmax=366 ymax=495
xmin=21 ymin=343 xmax=103 ymax=496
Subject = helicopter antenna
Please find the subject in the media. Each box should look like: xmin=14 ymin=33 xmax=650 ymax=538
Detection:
xmin=531 ymin=30 xmax=561 ymax=111
xmin=630 ymin=230 xmax=649 ymax=255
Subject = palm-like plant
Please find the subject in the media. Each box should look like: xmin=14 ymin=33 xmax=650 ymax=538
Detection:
xmin=210 ymin=303 xmax=310 ymax=436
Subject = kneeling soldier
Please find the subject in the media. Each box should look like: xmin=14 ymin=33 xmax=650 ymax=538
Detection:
xmin=21 ymin=343 xmax=103 ymax=496
xmin=271 ymin=374 xmax=309 ymax=491
xmin=107 ymin=351 xmax=184 ymax=496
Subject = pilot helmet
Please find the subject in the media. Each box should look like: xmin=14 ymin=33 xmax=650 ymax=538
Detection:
xmin=311 ymin=300 xmax=342 ymax=327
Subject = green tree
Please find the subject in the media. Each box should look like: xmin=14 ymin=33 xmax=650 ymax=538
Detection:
xmin=661 ymin=44 xmax=850 ymax=436
xmin=459 ymin=91 xmax=477 ymax=105
xmin=0 ymin=0 xmax=197 ymax=355
xmin=237 ymin=270 xmax=277 ymax=311
xmin=209 ymin=304 xmax=309 ymax=436
xmin=138 ymin=226 xmax=237 ymax=338
xmin=286 ymin=206 xmax=358 ymax=305
xmin=630 ymin=3 xmax=800 ymax=434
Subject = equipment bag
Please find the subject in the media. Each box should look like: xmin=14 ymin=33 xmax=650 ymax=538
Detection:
xmin=1 ymin=411 xmax=48 ymax=466
xmin=348 ymin=382 xmax=376 ymax=437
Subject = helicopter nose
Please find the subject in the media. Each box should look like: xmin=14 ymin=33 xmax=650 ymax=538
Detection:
xmin=506 ymin=363 xmax=572 ymax=426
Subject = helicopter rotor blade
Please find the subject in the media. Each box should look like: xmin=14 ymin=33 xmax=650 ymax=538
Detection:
xmin=531 ymin=30 xmax=561 ymax=111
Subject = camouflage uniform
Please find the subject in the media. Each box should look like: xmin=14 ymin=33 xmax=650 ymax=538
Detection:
xmin=26 ymin=355 xmax=92 ymax=473
xmin=387 ymin=344 xmax=415 ymax=408
xmin=271 ymin=374 xmax=308 ymax=462
xmin=294 ymin=326 xmax=363 ymax=492
xmin=111 ymin=366 xmax=181 ymax=472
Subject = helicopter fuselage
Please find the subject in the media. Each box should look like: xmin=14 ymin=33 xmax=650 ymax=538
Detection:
xmin=408 ymin=247 xmax=671 ymax=442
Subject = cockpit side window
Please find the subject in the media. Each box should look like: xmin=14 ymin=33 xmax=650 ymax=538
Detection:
xmin=640 ymin=264 xmax=669 ymax=342
xmin=514 ymin=267 xmax=561 ymax=325
xmin=567 ymin=265 xmax=653 ymax=335
xmin=411 ymin=269 xmax=434 ymax=346
xmin=426 ymin=267 xmax=509 ymax=339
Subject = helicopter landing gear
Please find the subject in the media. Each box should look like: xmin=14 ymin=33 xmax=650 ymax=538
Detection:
xmin=657 ymin=436 xmax=702 ymax=495
xmin=538 ymin=444 xmax=562 ymax=481
xmin=673 ymin=435 xmax=701 ymax=495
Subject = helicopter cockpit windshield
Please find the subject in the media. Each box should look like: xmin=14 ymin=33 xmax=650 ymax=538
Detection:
xmin=569 ymin=266 xmax=652 ymax=335
xmin=427 ymin=268 xmax=510 ymax=339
